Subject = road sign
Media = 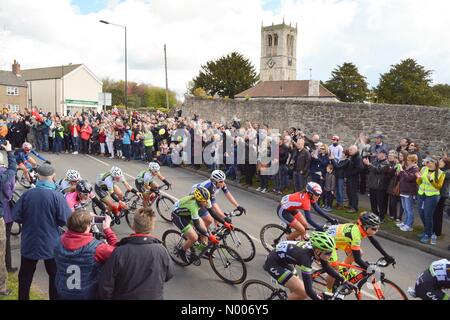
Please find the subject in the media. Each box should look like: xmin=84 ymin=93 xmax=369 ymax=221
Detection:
xmin=98 ymin=92 xmax=112 ymax=106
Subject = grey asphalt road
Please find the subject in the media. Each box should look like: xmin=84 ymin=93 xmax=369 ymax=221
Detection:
xmin=10 ymin=152 xmax=446 ymax=300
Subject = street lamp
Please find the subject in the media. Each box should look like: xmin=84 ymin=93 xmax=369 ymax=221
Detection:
xmin=99 ymin=19 xmax=128 ymax=109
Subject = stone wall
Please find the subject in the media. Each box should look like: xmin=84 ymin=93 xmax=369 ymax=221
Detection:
xmin=182 ymin=97 xmax=450 ymax=155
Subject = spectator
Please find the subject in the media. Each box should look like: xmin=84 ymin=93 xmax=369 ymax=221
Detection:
xmin=143 ymin=126 xmax=155 ymax=162
xmin=273 ymin=135 xmax=291 ymax=195
xmin=432 ymin=157 xmax=450 ymax=240
xmin=386 ymin=150 xmax=402 ymax=223
xmin=396 ymin=138 xmax=411 ymax=153
xmin=323 ymin=163 xmax=336 ymax=211
xmin=256 ymin=135 xmax=272 ymax=193
xmin=345 ymin=145 xmax=363 ymax=213
xmin=242 ymin=133 xmax=257 ymax=187
xmin=114 ymin=130 xmax=123 ymax=159
xmin=0 ymin=141 xmax=17 ymax=296
xmin=398 ymin=150 xmax=409 ymax=168
xmin=98 ymin=126 xmax=106 ymax=156
xmin=304 ymin=133 xmax=320 ymax=151
xmin=408 ymin=142 xmax=425 ymax=166
xmin=98 ymin=208 xmax=174 ymax=300
xmin=356 ymin=133 xmax=371 ymax=195
xmin=70 ymin=118 xmax=81 ymax=155
xmin=54 ymin=212 xmax=117 ymax=300
xmin=62 ymin=116 xmax=72 ymax=153
xmin=80 ymin=121 xmax=92 ymax=154
xmin=364 ymin=150 xmax=390 ymax=222
xmin=330 ymin=149 xmax=349 ymax=210
xmin=369 ymin=133 xmax=389 ymax=162
xmin=105 ymin=126 xmax=115 ymax=159
xmin=52 ymin=118 xmax=64 ymax=154
xmin=292 ymin=138 xmax=311 ymax=192
xmin=122 ymin=124 xmax=132 ymax=161
xmin=329 ymin=135 xmax=344 ymax=162
xmin=416 ymin=156 xmax=445 ymax=245
xmin=396 ymin=154 xmax=419 ymax=232
xmin=12 ymin=164 xmax=72 ymax=300
xmin=41 ymin=114 xmax=53 ymax=152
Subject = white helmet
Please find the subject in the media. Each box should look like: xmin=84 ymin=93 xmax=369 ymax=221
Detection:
xmin=66 ymin=169 xmax=81 ymax=182
xmin=22 ymin=142 xmax=32 ymax=151
xmin=211 ymin=170 xmax=226 ymax=182
xmin=148 ymin=162 xmax=160 ymax=172
xmin=110 ymin=166 xmax=123 ymax=178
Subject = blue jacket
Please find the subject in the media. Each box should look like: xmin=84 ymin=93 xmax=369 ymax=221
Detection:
xmin=122 ymin=129 xmax=132 ymax=145
xmin=14 ymin=148 xmax=47 ymax=164
xmin=12 ymin=180 xmax=72 ymax=260
xmin=0 ymin=151 xmax=17 ymax=221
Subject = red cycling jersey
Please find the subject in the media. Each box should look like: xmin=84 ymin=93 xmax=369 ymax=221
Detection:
xmin=280 ymin=192 xmax=315 ymax=212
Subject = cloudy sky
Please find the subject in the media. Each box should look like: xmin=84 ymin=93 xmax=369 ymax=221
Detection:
xmin=1 ymin=0 xmax=449 ymax=99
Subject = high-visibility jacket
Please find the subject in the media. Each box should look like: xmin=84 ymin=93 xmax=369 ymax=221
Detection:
xmin=418 ymin=167 xmax=444 ymax=196
xmin=143 ymin=132 xmax=154 ymax=147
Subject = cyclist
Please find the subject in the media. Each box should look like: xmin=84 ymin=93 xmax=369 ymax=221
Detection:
xmin=192 ymin=170 xmax=245 ymax=231
xmin=65 ymin=180 xmax=107 ymax=212
xmin=325 ymin=212 xmax=396 ymax=289
xmin=278 ymin=181 xmax=338 ymax=241
xmin=95 ymin=166 xmax=140 ymax=223
xmin=135 ymin=162 xmax=171 ymax=207
xmin=172 ymin=186 xmax=233 ymax=263
xmin=14 ymin=142 xmax=51 ymax=185
xmin=409 ymin=259 xmax=449 ymax=300
xmin=263 ymin=231 xmax=352 ymax=300
xmin=57 ymin=169 xmax=82 ymax=194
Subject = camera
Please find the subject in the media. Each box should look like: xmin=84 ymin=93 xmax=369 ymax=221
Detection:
xmin=0 ymin=137 xmax=6 ymax=146
xmin=93 ymin=216 xmax=106 ymax=224
xmin=361 ymin=150 xmax=373 ymax=159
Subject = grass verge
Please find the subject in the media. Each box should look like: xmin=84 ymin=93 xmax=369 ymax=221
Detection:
xmin=0 ymin=273 xmax=46 ymax=300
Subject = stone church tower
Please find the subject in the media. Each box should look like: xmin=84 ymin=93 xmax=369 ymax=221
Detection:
xmin=260 ymin=21 xmax=297 ymax=81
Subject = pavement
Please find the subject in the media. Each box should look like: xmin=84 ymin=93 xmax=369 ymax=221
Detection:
xmin=9 ymin=152 xmax=449 ymax=300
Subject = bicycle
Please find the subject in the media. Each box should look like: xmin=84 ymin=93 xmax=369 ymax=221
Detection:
xmin=242 ymin=271 xmax=357 ymax=300
xmin=260 ymin=221 xmax=336 ymax=253
xmin=311 ymin=257 xmax=408 ymax=300
xmin=210 ymin=209 xmax=256 ymax=262
xmin=9 ymin=190 xmax=22 ymax=236
xmin=162 ymin=225 xmax=247 ymax=285
xmin=124 ymin=184 xmax=174 ymax=223
xmin=16 ymin=167 xmax=37 ymax=189
xmin=91 ymin=198 xmax=134 ymax=230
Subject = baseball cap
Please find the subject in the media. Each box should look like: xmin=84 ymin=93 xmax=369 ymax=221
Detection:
xmin=331 ymin=135 xmax=340 ymax=141
xmin=424 ymin=156 xmax=438 ymax=163
xmin=374 ymin=133 xmax=384 ymax=139
xmin=36 ymin=164 xmax=55 ymax=177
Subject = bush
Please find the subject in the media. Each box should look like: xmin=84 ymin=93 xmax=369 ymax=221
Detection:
xmin=193 ymin=87 xmax=207 ymax=98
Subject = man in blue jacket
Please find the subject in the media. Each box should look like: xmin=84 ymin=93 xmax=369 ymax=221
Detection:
xmin=12 ymin=164 xmax=72 ymax=300
xmin=0 ymin=140 xmax=17 ymax=296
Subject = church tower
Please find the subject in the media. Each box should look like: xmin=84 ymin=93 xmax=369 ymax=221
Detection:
xmin=260 ymin=21 xmax=297 ymax=82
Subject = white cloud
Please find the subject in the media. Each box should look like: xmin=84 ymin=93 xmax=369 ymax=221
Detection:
xmin=1 ymin=0 xmax=449 ymax=100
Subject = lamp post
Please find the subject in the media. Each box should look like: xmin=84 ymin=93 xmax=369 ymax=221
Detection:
xmin=99 ymin=20 xmax=127 ymax=109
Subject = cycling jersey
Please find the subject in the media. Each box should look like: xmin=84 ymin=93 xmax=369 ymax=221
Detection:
xmin=136 ymin=169 xmax=156 ymax=185
xmin=65 ymin=191 xmax=95 ymax=211
xmin=96 ymin=172 xmax=124 ymax=192
xmin=172 ymin=196 xmax=212 ymax=236
xmin=429 ymin=259 xmax=450 ymax=289
xmin=192 ymin=180 xmax=228 ymax=205
xmin=326 ymin=223 xmax=367 ymax=251
xmin=14 ymin=148 xmax=47 ymax=165
xmin=57 ymin=179 xmax=73 ymax=193
xmin=415 ymin=259 xmax=450 ymax=300
xmin=280 ymin=192 xmax=313 ymax=212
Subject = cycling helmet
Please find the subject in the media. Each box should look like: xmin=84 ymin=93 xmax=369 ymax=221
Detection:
xmin=310 ymin=231 xmax=336 ymax=252
xmin=211 ymin=170 xmax=226 ymax=182
xmin=193 ymin=186 xmax=210 ymax=202
xmin=76 ymin=180 xmax=92 ymax=194
xmin=66 ymin=169 xmax=81 ymax=182
xmin=306 ymin=181 xmax=322 ymax=196
xmin=358 ymin=212 xmax=381 ymax=228
xmin=22 ymin=142 xmax=32 ymax=151
xmin=110 ymin=166 xmax=123 ymax=178
xmin=148 ymin=162 xmax=160 ymax=172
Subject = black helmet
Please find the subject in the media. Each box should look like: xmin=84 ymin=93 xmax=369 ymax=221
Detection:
xmin=76 ymin=180 xmax=92 ymax=194
xmin=358 ymin=212 xmax=380 ymax=228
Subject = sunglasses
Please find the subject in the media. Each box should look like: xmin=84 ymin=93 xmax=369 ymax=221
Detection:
xmin=320 ymin=251 xmax=333 ymax=256
xmin=369 ymin=227 xmax=379 ymax=232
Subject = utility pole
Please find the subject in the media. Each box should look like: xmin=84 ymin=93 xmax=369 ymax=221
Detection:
xmin=164 ymin=44 xmax=169 ymax=109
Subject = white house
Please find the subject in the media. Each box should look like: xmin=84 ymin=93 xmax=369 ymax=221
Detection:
xmin=22 ymin=64 xmax=103 ymax=115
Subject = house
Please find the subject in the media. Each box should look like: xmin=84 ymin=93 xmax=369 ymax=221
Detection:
xmin=22 ymin=63 xmax=103 ymax=115
xmin=235 ymin=80 xmax=338 ymax=101
xmin=0 ymin=60 xmax=28 ymax=112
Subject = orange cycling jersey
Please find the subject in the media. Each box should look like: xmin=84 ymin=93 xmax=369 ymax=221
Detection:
xmin=280 ymin=192 xmax=315 ymax=212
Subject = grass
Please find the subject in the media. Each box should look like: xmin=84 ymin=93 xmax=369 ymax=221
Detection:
xmin=0 ymin=273 xmax=46 ymax=300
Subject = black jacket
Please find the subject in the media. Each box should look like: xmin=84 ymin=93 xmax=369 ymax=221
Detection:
xmin=367 ymin=159 xmax=391 ymax=190
xmin=98 ymin=235 xmax=174 ymax=300
xmin=345 ymin=153 xmax=363 ymax=179
xmin=293 ymin=148 xmax=311 ymax=175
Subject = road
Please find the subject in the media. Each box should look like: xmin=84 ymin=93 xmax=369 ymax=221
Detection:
xmin=10 ymin=152 xmax=445 ymax=300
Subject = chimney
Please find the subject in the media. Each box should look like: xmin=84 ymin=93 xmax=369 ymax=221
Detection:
xmin=308 ymin=80 xmax=320 ymax=97
xmin=12 ymin=59 xmax=21 ymax=77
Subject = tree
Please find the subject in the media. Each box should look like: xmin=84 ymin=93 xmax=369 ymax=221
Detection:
xmin=191 ymin=52 xmax=259 ymax=98
xmin=376 ymin=58 xmax=440 ymax=106
xmin=432 ymin=84 xmax=450 ymax=107
xmin=145 ymin=87 xmax=177 ymax=109
xmin=324 ymin=62 xmax=369 ymax=102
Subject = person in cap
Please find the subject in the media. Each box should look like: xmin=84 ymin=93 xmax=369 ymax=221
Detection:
xmin=328 ymin=135 xmax=343 ymax=162
xmin=369 ymin=133 xmax=389 ymax=162
xmin=12 ymin=164 xmax=72 ymax=300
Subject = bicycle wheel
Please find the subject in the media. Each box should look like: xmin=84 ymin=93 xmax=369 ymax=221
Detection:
xmin=260 ymin=224 xmax=287 ymax=253
xmin=358 ymin=277 xmax=408 ymax=300
xmin=126 ymin=192 xmax=142 ymax=211
xmin=16 ymin=169 xmax=31 ymax=189
xmin=162 ymin=230 xmax=194 ymax=267
xmin=10 ymin=222 xmax=22 ymax=236
xmin=223 ymin=228 xmax=256 ymax=262
xmin=208 ymin=244 xmax=247 ymax=285
xmin=156 ymin=196 xmax=175 ymax=222
xmin=242 ymin=280 xmax=286 ymax=300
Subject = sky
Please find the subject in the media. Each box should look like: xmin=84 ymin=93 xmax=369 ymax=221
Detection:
xmin=1 ymin=0 xmax=449 ymax=100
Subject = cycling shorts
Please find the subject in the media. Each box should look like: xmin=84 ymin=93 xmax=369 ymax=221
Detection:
xmin=95 ymin=184 xmax=110 ymax=200
xmin=277 ymin=205 xmax=303 ymax=226
xmin=172 ymin=212 xmax=193 ymax=234
xmin=135 ymin=181 xmax=145 ymax=193
xmin=415 ymin=269 xmax=448 ymax=300
xmin=263 ymin=251 xmax=296 ymax=286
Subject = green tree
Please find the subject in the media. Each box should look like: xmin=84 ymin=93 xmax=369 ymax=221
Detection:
xmin=432 ymin=84 xmax=450 ymax=107
xmin=376 ymin=58 xmax=440 ymax=106
xmin=324 ymin=62 xmax=369 ymax=102
xmin=145 ymin=87 xmax=177 ymax=109
xmin=191 ymin=52 xmax=259 ymax=98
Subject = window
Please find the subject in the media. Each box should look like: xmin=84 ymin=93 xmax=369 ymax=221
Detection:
xmin=268 ymin=35 xmax=272 ymax=47
xmin=274 ymin=34 xmax=278 ymax=46
xmin=5 ymin=104 xmax=20 ymax=112
xmin=6 ymin=87 xmax=19 ymax=96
